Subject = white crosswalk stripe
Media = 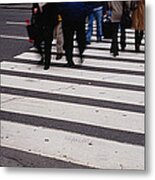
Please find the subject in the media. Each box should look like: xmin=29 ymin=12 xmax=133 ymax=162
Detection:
xmin=16 ymin=51 xmax=145 ymax=71
xmin=0 ymin=25 xmax=145 ymax=169
xmin=1 ymin=120 xmax=144 ymax=169
xmin=1 ymin=61 xmax=145 ymax=86
xmin=1 ymin=94 xmax=144 ymax=133
xmin=1 ymin=74 xmax=144 ymax=105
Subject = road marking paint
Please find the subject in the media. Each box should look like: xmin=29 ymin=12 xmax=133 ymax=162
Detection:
xmin=0 ymin=61 xmax=144 ymax=86
xmin=0 ymin=34 xmax=28 ymax=40
xmin=15 ymin=51 xmax=145 ymax=72
xmin=1 ymin=74 xmax=144 ymax=105
xmin=1 ymin=94 xmax=144 ymax=133
xmin=1 ymin=120 xmax=144 ymax=169
xmin=6 ymin=21 xmax=26 ymax=25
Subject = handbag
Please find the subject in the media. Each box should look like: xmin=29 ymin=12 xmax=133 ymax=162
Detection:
xmin=26 ymin=14 xmax=43 ymax=41
xmin=130 ymin=1 xmax=139 ymax=11
xmin=26 ymin=24 xmax=38 ymax=40
xmin=102 ymin=14 xmax=113 ymax=39
xmin=121 ymin=10 xmax=132 ymax=29
xmin=121 ymin=1 xmax=132 ymax=29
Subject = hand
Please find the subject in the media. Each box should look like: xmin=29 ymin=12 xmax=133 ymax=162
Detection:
xmin=33 ymin=8 xmax=38 ymax=14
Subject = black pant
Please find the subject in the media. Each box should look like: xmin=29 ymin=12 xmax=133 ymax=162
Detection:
xmin=41 ymin=3 xmax=59 ymax=69
xmin=35 ymin=25 xmax=55 ymax=67
xmin=34 ymin=26 xmax=43 ymax=56
xmin=62 ymin=20 xmax=86 ymax=64
xmin=120 ymin=24 xmax=126 ymax=50
xmin=43 ymin=25 xmax=55 ymax=67
xmin=135 ymin=30 xmax=143 ymax=51
xmin=31 ymin=12 xmax=44 ymax=56
xmin=110 ymin=22 xmax=119 ymax=55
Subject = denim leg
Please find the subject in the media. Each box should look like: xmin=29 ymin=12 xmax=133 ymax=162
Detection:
xmin=94 ymin=9 xmax=103 ymax=39
xmin=86 ymin=13 xmax=94 ymax=43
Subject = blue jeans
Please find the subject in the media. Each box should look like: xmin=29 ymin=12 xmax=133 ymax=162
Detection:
xmin=86 ymin=8 xmax=103 ymax=42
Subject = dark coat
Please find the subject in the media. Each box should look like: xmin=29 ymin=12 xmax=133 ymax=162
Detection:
xmin=59 ymin=2 xmax=93 ymax=24
xmin=31 ymin=3 xmax=43 ymax=26
xmin=42 ymin=3 xmax=59 ymax=26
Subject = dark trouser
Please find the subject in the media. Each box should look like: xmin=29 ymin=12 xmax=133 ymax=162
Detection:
xmin=62 ymin=20 xmax=86 ymax=64
xmin=76 ymin=21 xmax=86 ymax=59
xmin=110 ymin=22 xmax=119 ymax=55
xmin=135 ymin=30 xmax=144 ymax=51
xmin=120 ymin=24 xmax=126 ymax=50
xmin=34 ymin=27 xmax=43 ymax=57
xmin=43 ymin=25 xmax=55 ymax=67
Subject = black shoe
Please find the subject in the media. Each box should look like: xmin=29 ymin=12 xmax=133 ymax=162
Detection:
xmin=64 ymin=62 xmax=75 ymax=67
xmin=79 ymin=54 xmax=84 ymax=64
xmin=121 ymin=47 xmax=125 ymax=51
xmin=113 ymin=52 xmax=119 ymax=57
xmin=110 ymin=49 xmax=114 ymax=53
xmin=44 ymin=64 xmax=50 ymax=70
xmin=97 ymin=37 xmax=102 ymax=42
xmin=56 ymin=53 xmax=63 ymax=60
xmin=86 ymin=41 xmax=91 ymax=45
xmin=135 ymin=45 xmax=140 ymax=52
xmin=120 ymin=44 xmax=126 ymax=51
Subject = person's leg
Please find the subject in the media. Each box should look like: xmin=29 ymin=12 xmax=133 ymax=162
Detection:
xmin=62 ymin=22 xmax=75 ymax=66
xmin=110 ymin=23 xmax=114 ymax=53
xmin=35 ymin=27 xmax=44 ymax=64
xmin=44 ymin=25 xmax=54 ymax=70
xmin=86 ymin=13 xmax=94 ymax=44
xmin=135 ymin=30 xmax=140 ymax=52
xmin=95 ymin=8 xmax=103 ymax=41
xmin=120 ymin=24 xmax=126 ymax=51
xmin=76 ymin=19 xmax=86 ymax=63
xmin=56 ymin=22 xmax=64 ymax=60
xmin=139 ymin=30 xmax=144 ymax=45
xmin=112 ymin=22 xmax=119 ymax=56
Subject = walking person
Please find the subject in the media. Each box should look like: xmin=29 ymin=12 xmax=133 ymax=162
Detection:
xmin=86 ymin=2 xmax=104 ymax=44
xmin=120 ymin=1 xmax=132 ymax=51
xmin=30 ymin=3 xmax=61 ymax=68
xmin=30 ymin=3 xmax=44 ymax=61
xmin=59 ymin=2 xmax=90 ymax=67
xmin=41 ymin=3 xmax=59 ymax=70
xmin=108 ymin=1 xmax=123 ymax=57
xmin=131 ymin=0 xmax=145 ymax=52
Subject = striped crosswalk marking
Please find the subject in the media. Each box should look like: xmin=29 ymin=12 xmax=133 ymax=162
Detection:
xmin=0 ymin=24 xmax=145 ymax=169
xmin=1 ymin=61 xmax=144 ymax=86
xmin=1 ymin=94 xmax=144 ymax=133
xmin=1 ymin=120 xmax=144 ymax=169
xmin=1 ymin=73 xmax=144 ymax=105
xmin=15 ymin=51 xmax=145 ymax=71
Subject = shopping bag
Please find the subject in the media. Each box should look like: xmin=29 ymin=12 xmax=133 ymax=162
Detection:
xmin=26 ymin=24 xmax=37 ymax=40
xmin=25 ymin=14 xmax=42 ymax=41
xmin=102 ymin=15 xmax=113 ymax=39
xmin=121 ymin=10 xmax=132 ymax=29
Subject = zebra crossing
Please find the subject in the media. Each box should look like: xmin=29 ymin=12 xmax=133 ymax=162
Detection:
xmin=0 ymin=26 xmax=145 ymax=169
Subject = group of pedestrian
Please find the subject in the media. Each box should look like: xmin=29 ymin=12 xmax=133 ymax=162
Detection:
xmin=29 ymin=1 xmax=145 ymax=70
xmin=108 ymin=0 xmax=145 ymax=56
